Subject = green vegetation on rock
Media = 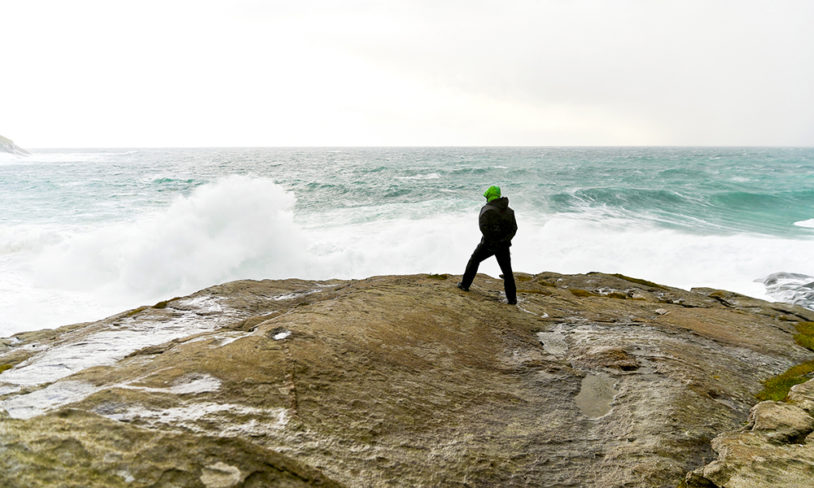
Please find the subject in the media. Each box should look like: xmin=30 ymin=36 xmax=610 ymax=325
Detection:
xmin=756 ymin=359 xmax=814 ymax=402
xmin=611 ymin=273 xmax=668 ymax=290
xmin=570 ymin=288 xmax=600 ymax=298
xmin=0 ymin=364 xmax=12 ymax=374
xmin=756 ymin=322 xmax=814 ymax=402
xmin=124 ymin=306 xmax=149 ymax=317
xmin=756 ymin=366 xmax=814 ymax=402
xmin=427 ymin=273 xmax=448 ymax=280
xmin=793 ymin=322 xmax=814 ymax=352
xmin=153 ymin=297 xmax=181 ymax=309
xmin=517 ymin=288 xmax=553 ymax=296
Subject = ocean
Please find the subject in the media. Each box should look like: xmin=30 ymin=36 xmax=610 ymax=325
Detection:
xmin=1 ymin=147 xmax=813 ymax=336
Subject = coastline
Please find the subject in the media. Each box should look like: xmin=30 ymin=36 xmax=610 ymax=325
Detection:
xmin=1 ymin=272 xmax=813 ymax=486
xmin=3 ymin=147 xmax=814 ymax=336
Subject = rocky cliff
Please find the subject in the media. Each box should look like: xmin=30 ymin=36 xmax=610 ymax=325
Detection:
xmin=0 ymin=134 xmax=29 ymax=155
xmin=1 ymin=272 xmax=813 ymax=487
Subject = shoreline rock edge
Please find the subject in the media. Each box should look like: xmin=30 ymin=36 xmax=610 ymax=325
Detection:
xmin=1 ymin=272 xmax=813 ymax=487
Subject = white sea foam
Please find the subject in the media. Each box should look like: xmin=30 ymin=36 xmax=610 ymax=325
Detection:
xmin=0 ymin=176 xmax=480 ymax=334
xmin=0 ymin=224 xmax=64 ymax=255
xmin=760 ymin=272 xmax=814 ymax=309
xmin=513 ymin=214 xmax=813 ymax=301
xmin=0 ymin=176 xmax=306 ymax=335
xmin=396 ymin=173 xmax=441 ymax=180
xmin=1 ymin=174 xmax=813 ymax=335
xmin=794 ymin=218 xmax=814 ymax=229
xmin=0 ymin=154 xmax=29 ymax=166
xmin=30 ymin=175 xmax=307 ymax=294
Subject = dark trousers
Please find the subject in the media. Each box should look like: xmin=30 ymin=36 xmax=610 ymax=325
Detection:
xmin=461 ymin=243 xmax=516 ymax=302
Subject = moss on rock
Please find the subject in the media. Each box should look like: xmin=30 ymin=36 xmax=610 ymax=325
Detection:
xmin=756 ymin=359 xmax=814 ymax=402
xmin=794 ymin=322 xmax=814 ymax=352
xmin=570 ymin=288 xmax=599 ymax=298
xmin=755 ymin=322 xmax=814 ymax=402
xmin=124 ymin=306 xmax=149 ymax=318
xmin=611 ymin=273 xmax=668 ymax=290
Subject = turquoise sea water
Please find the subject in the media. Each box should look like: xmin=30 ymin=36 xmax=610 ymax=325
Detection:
xmin=1 ymin=147 xmax=813 ymax=334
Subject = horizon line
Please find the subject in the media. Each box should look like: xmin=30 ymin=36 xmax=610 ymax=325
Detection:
xmin=17 ymin=144 xmax=814 ymax=151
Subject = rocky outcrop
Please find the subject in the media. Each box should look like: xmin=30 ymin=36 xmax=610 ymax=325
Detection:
xmin=1 ymin=272 xmax=813 ymax=487
xmin=682 ymin=379 xmax=814 ymax=488
xmin=0 ymin=134 xmax=29 ymax=155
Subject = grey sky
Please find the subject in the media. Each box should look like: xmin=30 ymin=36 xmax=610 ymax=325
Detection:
xmin=2 ymin=0 xmax=812 ymax=147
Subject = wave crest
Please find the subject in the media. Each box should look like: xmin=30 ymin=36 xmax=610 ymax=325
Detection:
xmin=33 ymin=175 xmax=307 ymax=298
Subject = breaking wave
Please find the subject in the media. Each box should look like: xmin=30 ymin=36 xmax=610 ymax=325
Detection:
xmin=2 ymin=144 xmax=814 ymax=335
xmin=4 ymin=171 xmax=812 ymax=335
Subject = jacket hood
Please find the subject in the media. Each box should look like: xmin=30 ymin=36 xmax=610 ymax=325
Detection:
xmin=483 ymin=185 xmax=501 ymax=203
xmin=487 ymin=196 xmax=509 ymax=209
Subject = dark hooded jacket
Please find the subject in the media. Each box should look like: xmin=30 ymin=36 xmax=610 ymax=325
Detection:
xmin=479 ymin=196 xmax=517 ymax=249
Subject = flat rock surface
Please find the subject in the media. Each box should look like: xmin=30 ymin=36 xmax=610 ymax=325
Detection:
xmin=1 ymin=272 xmax=813 ymax=487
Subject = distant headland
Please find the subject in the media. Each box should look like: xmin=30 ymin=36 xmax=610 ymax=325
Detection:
xmin=0 ymin=135 xmax=29 ymax=155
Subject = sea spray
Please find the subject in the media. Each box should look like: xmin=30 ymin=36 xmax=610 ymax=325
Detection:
xmin=12 ymin=177 xmax=306 ymax=326
xmin=1 ymin=175 xmax=475 ymax=333
xmin=761 ymin=272 xmax=814 ymax=309
xmin=1 ymin=147 xmax=813 ymax=334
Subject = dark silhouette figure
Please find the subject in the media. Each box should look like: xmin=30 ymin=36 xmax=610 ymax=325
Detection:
xmin=457 ymin=186 xmax=518 ymax=304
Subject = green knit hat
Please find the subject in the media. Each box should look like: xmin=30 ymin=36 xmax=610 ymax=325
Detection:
xmin=483 ymin=185 xmax=501 ymax=202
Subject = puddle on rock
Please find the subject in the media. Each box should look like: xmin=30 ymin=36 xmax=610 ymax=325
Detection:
xmin=536 ymin=331 xmax=567 ymax=357
xmin=575 ymin=373 xmax=617 ymax=418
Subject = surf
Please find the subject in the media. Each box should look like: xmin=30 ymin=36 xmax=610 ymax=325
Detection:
xmin=1 ymin=147 xmax=813 ymax=335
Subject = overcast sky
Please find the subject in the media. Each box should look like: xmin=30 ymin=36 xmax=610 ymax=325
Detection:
xmin=2 ymin=0 xmax=813 ymax=147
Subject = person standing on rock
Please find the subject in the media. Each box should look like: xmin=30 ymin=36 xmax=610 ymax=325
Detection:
xmin=457 ymin=185 xmax=518 ymax=304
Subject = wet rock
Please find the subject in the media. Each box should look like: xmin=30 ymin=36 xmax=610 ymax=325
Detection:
xmin=683 ymin=429 xmax=814 ymax=488
xmin=200 ymin=462 xmax=242 ymax=488
xmin=788 ymin=379 xmax=814 ymax=415
xmin=683 ymin=378 xmax=814 ymax=488
xmin=574 ymin=345 xmax=640 ymax=371
xmin=0 ymin=409 xmax=343 ymax=488
xmin=1 ymin=272 xmax=813 ymax=487
xmin=747 ymin=401 xmax=814 ymax=443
